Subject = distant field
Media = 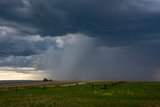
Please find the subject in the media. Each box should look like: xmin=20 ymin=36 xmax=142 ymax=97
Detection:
xmin=0 ymin=81 xmax=160 ymax=107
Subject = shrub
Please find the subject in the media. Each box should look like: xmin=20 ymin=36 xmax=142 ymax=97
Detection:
xmin=43 ymin=78 xmax=48 ymax=82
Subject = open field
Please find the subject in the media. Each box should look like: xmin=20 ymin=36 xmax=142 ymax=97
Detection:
xmin=0 ymin=81 xmax=160 ymax=107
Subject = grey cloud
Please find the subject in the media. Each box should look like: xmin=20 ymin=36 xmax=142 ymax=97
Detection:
xmin=1 ymin=0 xmax=160 ymax=81
xmin=0 ymin=26 xmax=61 ymax=56
xmin=0 ymin=33 xmax=160 ymax=81
xmin=1 ymin=0 xmax=160 ymax=46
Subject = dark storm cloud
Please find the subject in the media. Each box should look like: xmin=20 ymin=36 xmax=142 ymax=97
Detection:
xmin=1 ymin=0 xmax=160 ymax=46
xmin=1 ymin=0 xmax=160 ymax=81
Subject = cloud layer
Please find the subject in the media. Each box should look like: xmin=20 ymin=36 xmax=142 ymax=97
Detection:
xmin=0 ymin=32 xmax=159 ymax=81
xmin=1 ymin=0 xmax=160 ymax=45
xmin=1 ymin=0 xmax=160 ymax=80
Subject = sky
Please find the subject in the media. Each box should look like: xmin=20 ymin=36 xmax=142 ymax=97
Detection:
xmin=0 ymin=0 xmax=160 ymax=81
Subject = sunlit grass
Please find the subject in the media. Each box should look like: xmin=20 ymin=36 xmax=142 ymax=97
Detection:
xmin=0 ymin=82 xmax=160 ymax=107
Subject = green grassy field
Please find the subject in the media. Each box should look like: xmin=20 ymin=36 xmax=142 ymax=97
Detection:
xmin=0 ymin=81 xmax=160 ymax=107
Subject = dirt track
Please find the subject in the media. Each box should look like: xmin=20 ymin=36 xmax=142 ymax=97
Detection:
xmin=0 ymin=81 xmax=87 ymax=88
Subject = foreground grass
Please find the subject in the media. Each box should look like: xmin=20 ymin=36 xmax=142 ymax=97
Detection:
xmin=0 ymin=82 xmax=160 ymax=107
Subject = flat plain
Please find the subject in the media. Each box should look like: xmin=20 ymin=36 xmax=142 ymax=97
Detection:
xmin=0 ymin=81 xmax=160 ymax=107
